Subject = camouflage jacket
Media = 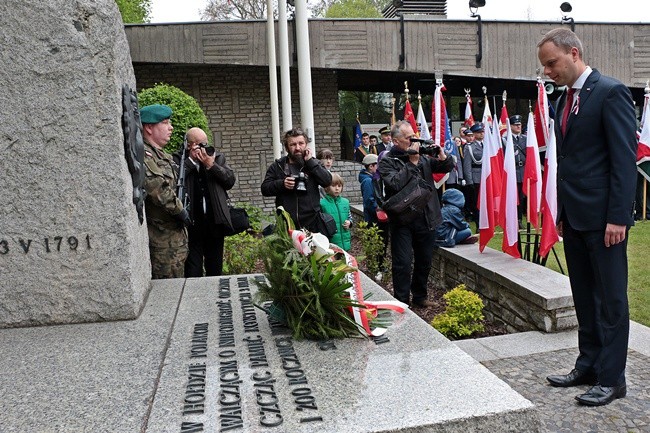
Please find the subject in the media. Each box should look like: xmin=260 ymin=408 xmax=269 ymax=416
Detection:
xmin=143 ymin=141 xmax=187 ymax=247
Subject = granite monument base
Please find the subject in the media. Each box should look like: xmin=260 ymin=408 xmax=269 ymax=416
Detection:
xmin=0 ymin=274 xmax=539 ymax=432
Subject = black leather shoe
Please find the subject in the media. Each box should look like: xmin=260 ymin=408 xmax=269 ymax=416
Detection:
xmin=547 ymin=369 xmax=597 ymax=387
xmin=575 ymin=384 xmax=627 ymax=406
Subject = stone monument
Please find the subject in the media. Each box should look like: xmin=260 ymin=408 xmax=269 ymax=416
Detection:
xmin=0 ymin=0 xmax=151 ymax=327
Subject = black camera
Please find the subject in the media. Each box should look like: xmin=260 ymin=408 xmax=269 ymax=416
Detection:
xmin=198 ymin=142 xmax=216 ymax=156
xmin=409 ymin=138 xmax=441 ymax=156
xmin=294 ymin=172 xmax=307 ymax=192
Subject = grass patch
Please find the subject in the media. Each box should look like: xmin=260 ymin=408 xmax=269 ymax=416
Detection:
xmin=479 ymin=219 xmax=650 ymax=327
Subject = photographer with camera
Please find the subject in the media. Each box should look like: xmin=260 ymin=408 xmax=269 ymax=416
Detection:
xmin=261 ymin=127 xmax=332 ymax=231
xmin=378 ymin=121 xmax=454 ymax=308
xmin=173 ymin=127 xmax=235 ymax=277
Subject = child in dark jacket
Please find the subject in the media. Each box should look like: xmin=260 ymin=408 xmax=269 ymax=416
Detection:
xmin=435 ymin=188 xmax=478 ymax=247
xmin=320 ymin=173 xmax=352 ymax=251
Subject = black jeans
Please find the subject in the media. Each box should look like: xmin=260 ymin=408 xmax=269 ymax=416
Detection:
xmin=185 ymin=218 xmax=226 ymax=277
xmin=389 ymin=215 xmax=436 ymax=304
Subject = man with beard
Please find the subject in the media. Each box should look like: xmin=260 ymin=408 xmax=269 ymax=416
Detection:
xmin=261 ymin=127 xmax=332 ymax=230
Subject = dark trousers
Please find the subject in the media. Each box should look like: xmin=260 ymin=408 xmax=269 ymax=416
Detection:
xmin=468 ymin=183 xmax=480 ymax=223
xmin=185 ymin=218 xmax=226 ymax=277
xmin=562 ymin=217 xmax=629 ymax=387
xmin=389 ymin=215 xmax=436 ymax=304
xmin=517 ymin=181 xmax=526 ymax=222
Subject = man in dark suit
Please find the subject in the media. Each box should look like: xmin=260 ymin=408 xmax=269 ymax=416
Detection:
xmin=537 ymin=28 xmax=637 ymax=406
xmin=174 ymin=127 xmax=236 ymax=277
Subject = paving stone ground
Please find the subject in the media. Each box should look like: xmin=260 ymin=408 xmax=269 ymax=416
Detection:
xmin=482 ymin=348 xmax=650 ymax=433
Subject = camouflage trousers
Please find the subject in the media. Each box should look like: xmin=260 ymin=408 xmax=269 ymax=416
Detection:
xmin=150 ymin=243 xmax=189 ymax=279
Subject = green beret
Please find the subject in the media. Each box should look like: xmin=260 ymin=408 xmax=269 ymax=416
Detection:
xmin=140 ymin=104 xmax=172 ymax=124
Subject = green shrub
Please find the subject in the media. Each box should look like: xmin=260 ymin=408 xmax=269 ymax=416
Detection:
xmin=223 ymin=232 xmax=264 ymax=275
xmin=138 ymin=83 xmax=212 ymax=154
xmin=355 ymin=221 xmax=389 ymax=281
xmin=223 ymin=204 xmax=267 ymax=275
xmin=431 ymin=284 xmax=485 ymax=339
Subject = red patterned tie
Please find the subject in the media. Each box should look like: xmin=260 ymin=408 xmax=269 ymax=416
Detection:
xmin=561 ymin=88 xmax=575 ymax=136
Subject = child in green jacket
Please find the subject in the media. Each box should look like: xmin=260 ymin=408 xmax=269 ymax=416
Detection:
xmin=320 ymin=173 xmax=352 ymax=251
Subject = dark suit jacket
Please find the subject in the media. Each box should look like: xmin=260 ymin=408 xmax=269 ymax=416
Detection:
xmin=554 ymin=69 xmax=637 ymax=231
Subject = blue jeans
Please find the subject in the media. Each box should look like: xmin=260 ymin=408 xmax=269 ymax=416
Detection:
xmin=389 ymin=215 xmax=436 ymax=304
xmin=455 ymin=228 xmax=472 ymax=244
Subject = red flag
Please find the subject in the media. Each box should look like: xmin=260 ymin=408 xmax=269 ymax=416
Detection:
xmin=534 ymin=82 xmax=551 ymax=152
xmin=478 ymin=117 xmax=504 ymax=251
xmin=539 ymin=119 xmax=559 ymax=258
xmin=499 ymin=104 xmax=509 ymax=137
xmin=404 ymin=100 xmax=418 ymax=135
xmin=464 ymin=94 xmax=475 ymax=128
xmin=431 ymin=86 xmax=450 ymax=188
xmin=500 ymin=119 xmax=521 ymax=258
xmin=637 ymin=92 xmax=650 ymax=174
xmin=523 ymin=109 xmax=542 ymax=229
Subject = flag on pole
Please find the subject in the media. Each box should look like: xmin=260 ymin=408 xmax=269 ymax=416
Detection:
xmin=482 ymin=94 xmax=493 ymax=124
xmin=539 ymin=119 xmax=559 ymax=258
xmin=431 ymin=85 xmax=455 ymax=188
xmin=478 ymin=117 xmax=503 ymax=251
xmin=534 ymin=81 xmax=551 ymax=152
xmin=416 ymin=99 xmax=430 ymax=141
xmin=523 ymin=109 xmax=542 ymax=229
xmin=499 ymin=103 xmax=509 ymax=137
xmin=353 ymin=117 xmax=362 ymax=149
xmin=637 ymin=90 xmax=650 ymax=182
xmin=464 ymin=93 xmax=475 ymax=128
xmin=404 ymin=100 xmax=418 ymax=135
xmin=500 ymin=118 xmax=521 ymax=258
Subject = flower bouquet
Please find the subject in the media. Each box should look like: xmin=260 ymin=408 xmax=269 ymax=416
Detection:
xmin=254 ymin=208 xmax=407 ymax=340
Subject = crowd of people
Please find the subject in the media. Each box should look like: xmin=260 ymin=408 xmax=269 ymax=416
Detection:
xmin=140 ymin=27 xmax=639 ymax=408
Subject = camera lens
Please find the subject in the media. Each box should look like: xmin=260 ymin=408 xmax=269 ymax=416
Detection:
xmin=295 ymin=173 xmax=307 ymax=192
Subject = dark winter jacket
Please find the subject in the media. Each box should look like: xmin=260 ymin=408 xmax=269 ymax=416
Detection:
xmin=358 ymin=169 xmax=377 ymax=223
xmin=173 ymin=150 xmax=236 ymax=230
xmin=261 ymin=156 xmax=332 ymax=230
xmin=320 ymin=194 xmax=352 ymax=251
xmin=378 ymin=147 xmax=454 ymax=230
xmin=435 ymin=188 xmax=470 ymax=247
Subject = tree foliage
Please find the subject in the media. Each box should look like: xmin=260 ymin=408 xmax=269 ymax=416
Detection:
xmin=115 ymin=0 xmax=151 ymax=23
xmin=324 ymin=0 xmax=382 ymax=18
xmin=339 ymin=91 xmax=391 ymax=125
xmin=310 ymin=0 xmax=390 ymax=18
xmin=201 ymin=0 xmax=271 ymax=20
xmin=138 ymin=83 xmax=212 ymax=154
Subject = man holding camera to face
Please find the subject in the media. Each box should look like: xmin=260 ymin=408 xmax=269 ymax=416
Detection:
xmin=173 ymin=127 xmax=235 ymax=277
xmin=261 ymin=127 xmax=332 ymax=230
xmin=378 ymin=121 xmax=454 ymax=308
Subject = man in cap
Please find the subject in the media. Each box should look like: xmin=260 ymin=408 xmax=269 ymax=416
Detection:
xmin=173 ymin=127 xmax=236 ymax=277
xmin=378 ymin=125 xmax=392 ymax=152
xmin=261 ymin=127 xmax=332 ymax=230
xmin=141 ymin=104 xmax=190 ymax=279
xmin=504 ymin=114 xmax=527 ymax=226
xmin=461 ymin=122 xmax=485 ymax=222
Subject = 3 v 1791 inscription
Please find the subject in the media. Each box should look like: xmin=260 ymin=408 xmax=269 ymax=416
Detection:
xmin=0 ymin=235 xmax=92 ymax=255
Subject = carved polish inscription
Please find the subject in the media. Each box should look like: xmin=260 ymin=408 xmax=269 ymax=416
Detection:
xmin=0 ymin=235 xmax=92 ymax=255
xmin=179 ymin=276 xmax=323 ymax=432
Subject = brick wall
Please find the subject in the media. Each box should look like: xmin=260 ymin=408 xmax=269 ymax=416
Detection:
xmin=133 ymin=64 xmax=363 ymax=212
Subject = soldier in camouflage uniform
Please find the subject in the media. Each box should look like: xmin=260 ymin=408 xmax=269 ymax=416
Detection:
xmin=141 ymin=104 xmax=190 ymax=279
